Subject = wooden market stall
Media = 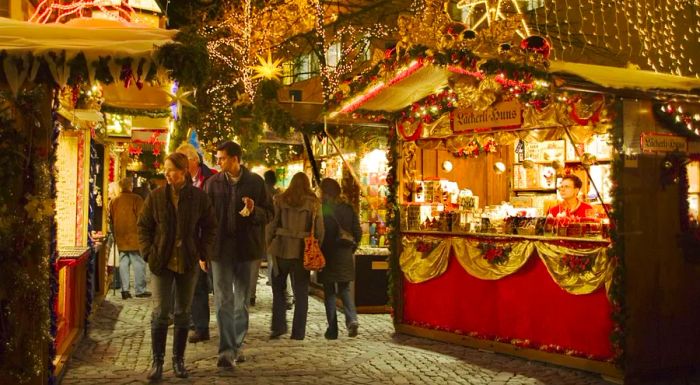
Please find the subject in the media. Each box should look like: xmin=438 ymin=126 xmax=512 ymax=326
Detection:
xmin=331 ymin=46 xmax=700 ymax=382
xmin=0 ymin=16 xmax=203 ymax=383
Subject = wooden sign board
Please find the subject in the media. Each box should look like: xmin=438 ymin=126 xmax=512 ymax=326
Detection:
xmin=640 ymin=132 xmax=688 ymax=153
xmin=452 ymin=100 xmax=522 ymax=133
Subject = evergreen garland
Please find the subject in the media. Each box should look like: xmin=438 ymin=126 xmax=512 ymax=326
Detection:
xmin=608 ymin=99 xmax=626 ymax=368
xmin=100 ymin=105 xmax=171 ymax=118
xmin=0 ymin=87 xmax=53 ymax=384
xmin=652 ymin=102 xmax=700 ymax=140
xmin=385 ymin=123 xmax=402 ymax=324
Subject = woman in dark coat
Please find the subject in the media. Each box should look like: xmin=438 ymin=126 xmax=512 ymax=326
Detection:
xmin=318 ymin=178 xmax=362 ymax=339
xmin=137 ymin=152 xmax=217 ymax=380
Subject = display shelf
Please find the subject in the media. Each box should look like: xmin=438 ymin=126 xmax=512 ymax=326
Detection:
xmin=512 ymin=188 xmax=557 ymax=193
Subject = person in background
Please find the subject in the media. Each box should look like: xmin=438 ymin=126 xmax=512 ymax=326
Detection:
xmin=176 ymin=143 xmax=217 ymax=344
xmin=255 ymin=170 xmax=292 ymax=309
xmin=107 ymin=181 xmax=122 ymax=291
xmin=548 ymin=174 xmax=593 ymax=218
xmin=267 ymin=172 xmax=324 ymax=340
xmin=109 ymin=177 xmax=150 ymax=299
xmin=137 ymin=152 xmax=217 ymax=380
xmin=204 ymin=141 xmax=273 ymax=368
xmin=318 ymin=178 xmax=362 ymax=339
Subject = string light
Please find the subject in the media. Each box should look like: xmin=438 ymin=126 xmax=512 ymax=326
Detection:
xmin=537 ymin=1 xmax=697 ymax=76
xmin=30 ymin=0 xmax=134 ymax=23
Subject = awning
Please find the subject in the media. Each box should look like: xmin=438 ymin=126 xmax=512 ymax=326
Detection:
xmin=548 ymin=61 xmax=700 ymax=93
xmin=333 ymin=60 xmax=700 ymax=113
xmin=0 ymin=17 xmax=175 ymax=57
xmin=0 ymin=17 xmax=176 ymax=94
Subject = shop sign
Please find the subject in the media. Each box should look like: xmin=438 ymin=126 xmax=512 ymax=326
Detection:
xmin=640 ymin=132 xmax=687 ymax=153
xmin=452 ymin=100 xmax=522 ymax=133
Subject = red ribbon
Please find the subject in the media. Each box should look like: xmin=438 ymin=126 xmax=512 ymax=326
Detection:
xmin=396 ymin=119 xmax=423 ymax=141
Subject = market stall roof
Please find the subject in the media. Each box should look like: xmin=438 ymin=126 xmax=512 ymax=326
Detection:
xmin=0 ymin=17 xmax=175 ymax=58
xmin=333 ymin=60 xmax=700 ymax=114
xmin=0 ymin=17 xmax=177 ymax=109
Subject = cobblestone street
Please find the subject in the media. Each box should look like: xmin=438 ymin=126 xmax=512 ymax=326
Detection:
xmin=62 ymin=272 xmax=616 ymax=385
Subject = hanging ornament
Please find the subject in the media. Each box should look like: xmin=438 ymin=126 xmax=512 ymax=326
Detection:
xmin=520 ymin=35 xmax=551 ymax=59
xmin=498 ymin=43 xmax=512 ymax=54
xmin=167 ymin=84 xmax=196 ymax=120
xmin=120 ymin=64 xmax=133 ymax=88
xmin=250 ymin=51 xmax=284 ymax=81
xmin=443 ymin=22 xmax=467 ymax=40
xmin=462 ymin=30 xmax=477 ymax=41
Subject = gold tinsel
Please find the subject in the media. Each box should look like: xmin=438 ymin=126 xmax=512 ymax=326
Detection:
xmin=450 ymin=74 xmax=503 ymax=111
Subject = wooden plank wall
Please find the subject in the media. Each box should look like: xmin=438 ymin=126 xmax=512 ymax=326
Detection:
xmin=415 ymin=145 xmax=513 ymax=207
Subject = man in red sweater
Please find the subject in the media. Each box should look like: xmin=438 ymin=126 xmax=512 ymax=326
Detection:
xmin=548 ymin=174 xmax=592 ymax=218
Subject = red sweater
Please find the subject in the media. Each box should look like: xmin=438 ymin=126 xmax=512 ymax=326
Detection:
xmin=548 ymin=200 xmax=593 ymax=218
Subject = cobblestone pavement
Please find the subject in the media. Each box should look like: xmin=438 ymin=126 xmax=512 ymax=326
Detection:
xmin=62 ymin=272 xmax=617 ymax=385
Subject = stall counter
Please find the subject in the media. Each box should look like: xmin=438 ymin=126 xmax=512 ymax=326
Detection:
xmin=398 ymin=230 xmax=614 ymax=362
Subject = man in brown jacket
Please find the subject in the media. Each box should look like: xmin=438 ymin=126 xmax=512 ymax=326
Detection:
xmin=109 ymin=177 xmax=150 ymax=299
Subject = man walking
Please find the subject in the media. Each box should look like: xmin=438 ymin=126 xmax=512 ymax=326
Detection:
xmin=109 ymin=177 xmax=150 ymax=299
xmin=204 ymin=141 xmax=273 ymax=368
xmin=176 ymin=143 xmax=216 ymax=343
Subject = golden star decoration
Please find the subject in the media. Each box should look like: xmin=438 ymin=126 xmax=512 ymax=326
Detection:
xmin=249 ymin=52 xmax=284 ymax=81
xmin=456 ymin=0 xmax=530 ymax=38
xmin=233 ymin=91 xmax=252 ymax=107
xmin=166 ymin=86 xmax=196 ymax=119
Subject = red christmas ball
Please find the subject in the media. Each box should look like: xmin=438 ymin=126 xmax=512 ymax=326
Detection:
xmin=520 ymin=36 xmax=551 ymax=59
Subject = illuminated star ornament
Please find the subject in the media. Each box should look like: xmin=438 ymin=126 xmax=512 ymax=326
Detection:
xmin=456 ymin=0 xmax=530 ymax=38
xmin=167 ymin=84 xmax=196 ymax=120
xmin=249 ymin=52 xmax=284 ymax=81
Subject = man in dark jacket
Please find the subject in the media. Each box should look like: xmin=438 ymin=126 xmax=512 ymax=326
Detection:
xmin=204 ymin=141 xmax=273 ymax=368
xmin=177 ymin=143 xmax=217 ymax=343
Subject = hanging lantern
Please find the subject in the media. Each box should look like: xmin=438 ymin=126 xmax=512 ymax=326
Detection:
xmin=520 ymin=35 xmax=551 ymax=59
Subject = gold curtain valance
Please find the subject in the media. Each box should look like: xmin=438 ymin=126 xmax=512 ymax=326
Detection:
xmin=400 ymin=236 xmax=613 ymax=295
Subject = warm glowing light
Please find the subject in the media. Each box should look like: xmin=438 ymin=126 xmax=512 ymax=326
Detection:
xmin=30 ymin=0 xmax=134 ymax=24
xmin=250 ymin=52 xmax=284 ymax=81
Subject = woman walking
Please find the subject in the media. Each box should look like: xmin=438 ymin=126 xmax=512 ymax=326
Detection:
xmin=319 ymin=178 xmax=362 ymax=339
xmin=137 ymin=152 xmax=217 ymax=380
xmin=267 ymin=172 xmax=324 ymax=340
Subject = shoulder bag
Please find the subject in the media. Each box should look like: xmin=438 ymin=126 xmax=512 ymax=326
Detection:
xmin=332 ymin=210 xmax=356 ymax=248
xmin=303 ymin=204 xmax=326 ymax=271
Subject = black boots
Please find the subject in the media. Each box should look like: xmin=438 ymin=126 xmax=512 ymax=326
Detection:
xmin=172 ymin=327 xmax=189 ymax=378
xmin=146 ymin=326 xmax=188 ymax=380
xmin=147 ymin=326 xmax=167 ymax=381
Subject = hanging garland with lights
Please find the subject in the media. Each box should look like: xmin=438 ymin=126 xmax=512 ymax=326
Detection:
xmin=608 ymin=99 xmax=626 ymax=367
xmin=386 ymin=121 xmax=402 ymax=323
xmin=652 ymin=102 xmax=700 ymax=140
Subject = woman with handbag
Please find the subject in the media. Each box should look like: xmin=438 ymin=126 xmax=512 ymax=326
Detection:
xmin=267 ymin=172 xmax=324 ymax=340
xmin=318 ymin=178 xmax=362 ymax=340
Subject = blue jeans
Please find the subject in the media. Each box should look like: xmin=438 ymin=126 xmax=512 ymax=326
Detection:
xmin=119 ymin=251 xmax=147 ymax=295
xmin=150 ymin=267 xmax=198 ymax=328
xmin=271 ymin=258 xmax=309 ymax=339
xmin=323 ymin=282 xmax=358 ymax=335
xmin=190 ymin=267 xmax=211 ymax=333
xmin=211 ymin=258 xmax=254 ymax=359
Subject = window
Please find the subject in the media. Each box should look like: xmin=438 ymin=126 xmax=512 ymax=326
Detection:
xmin=0 ymin=0 xmax=10 ymax=17
xmin=688 ymin=160 xmax=699 ymax=226
xmin=326 ymin=42 xmax=341 ymax=68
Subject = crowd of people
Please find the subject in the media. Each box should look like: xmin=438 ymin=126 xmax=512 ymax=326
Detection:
xmin=107 ymin=140 xmax=362 ymax=381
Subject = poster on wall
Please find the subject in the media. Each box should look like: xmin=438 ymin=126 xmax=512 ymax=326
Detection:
xmin=56 ymin=133 xmax=79 ymax=247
